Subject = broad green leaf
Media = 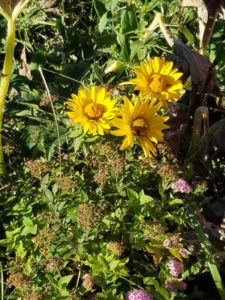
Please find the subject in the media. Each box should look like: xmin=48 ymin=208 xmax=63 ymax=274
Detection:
xmin=98 ymin=12 xmax=107 ymax=33
xmin=139 ymin=190 xmax=153 ymax=204
xmin=121 ymin=6 xmax=138 ymax=33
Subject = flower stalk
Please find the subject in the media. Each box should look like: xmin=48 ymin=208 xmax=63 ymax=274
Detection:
xmin=0 ymin=19 xmax=15 ymax=175
xmin=0 ymin=0 xmax=30 ymax=176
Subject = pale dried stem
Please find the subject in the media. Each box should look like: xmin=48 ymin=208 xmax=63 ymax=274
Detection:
xmin=39 ymin=67 xmax=62 ymax=176
xmin=142 ymin=13 xmax=174 ymax=47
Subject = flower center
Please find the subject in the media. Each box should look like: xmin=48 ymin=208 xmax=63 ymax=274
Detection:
xmin=84 ymin=103 xmax=105 ymax=120
xmin=131 ymin=118 xmax=148 ymax=136
xmin=149 ymin=74 xmax=166 ymax=93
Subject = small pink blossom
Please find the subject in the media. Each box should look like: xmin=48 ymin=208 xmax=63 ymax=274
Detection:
xmin=163 ymin=239 xmax=171 ymax=248
xmin=179 ymin=247 xmax=189 ymax=256
xmin=167 ymin=259 xmax=184 ymax=277
xmin=171 ymin=179 xmax=192 ymax=194
xmin=125 ymin=289 xmax=152 ymax=300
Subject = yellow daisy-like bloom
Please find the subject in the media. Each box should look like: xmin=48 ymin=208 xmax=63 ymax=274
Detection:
xmin=131 ymin=57 xmax=183 ymax=108
xmin=111 ymin=95 xmax=169 ymax=157
xmin=66 ymin=86 xmax=118 ymax=135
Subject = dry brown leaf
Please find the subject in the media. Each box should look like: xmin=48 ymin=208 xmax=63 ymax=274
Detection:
xmin=179 ymin=0 xmax=223 ymax=53
xmin=164 ymin=104 xmax=190 ymax=157
xmin=0 ymin=0 xmax=29 ymax=19
xmin=0 ymin=0 xmax=20 ymax=16
xmin=172 ymin=39 xmax=220 ymax=95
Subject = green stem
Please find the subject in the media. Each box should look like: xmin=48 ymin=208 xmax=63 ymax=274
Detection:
xmin=0 ymin=19 xmax=16 ymax=176
xmin=186 ymin=205 xmax=225 ymax=300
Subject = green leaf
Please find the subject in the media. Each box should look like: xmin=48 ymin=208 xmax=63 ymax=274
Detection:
xmin=69 ymin=127 xmax=82 ymax=138
xmin=121 ymin=6 xmax=138 ymax=33
xmin=58 ymin=275 xmax=73 ymax=288
xmin=93 ymin=0 xmax=107 ymax=17
xmin=130 ymin=40 xmax=146 ymax=61
xmin=21 ymin=218 xmax=37 ymax=236
xmin=168 ymin=198 xmax=183 ymax=205
xmin=127 ymin=188 xmax=138 ymax=203
xmin=182 ymin=25 xmax=195 ymax=45
xmin=116 ymin=32 xmax=129 ymax=62
xmin=168 ymin=248 xmax=182 ymax=261
xmin=139 ymin=190 xmax=153 ymax=204
xmin=16 ymin=241 xmax=27 ymax=259
xmin=98 ymin=12 xmax=107 ymax=33
xmin=109 ymin=260 xmax=120 ymax=270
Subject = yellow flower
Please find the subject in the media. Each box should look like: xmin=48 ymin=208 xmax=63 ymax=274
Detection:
xmin=131 ymin=57 xmax=183 ymax=107
xmin=111 ymin=95 xmax=169 ymax=157
xmin=66 ymin=86 xmax=118 ymax=136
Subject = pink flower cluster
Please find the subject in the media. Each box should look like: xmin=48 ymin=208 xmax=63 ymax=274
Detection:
xmin=125 ymin=289 xmax=152 ymax=300
xmin=167 ymin=259 xmax=184 ymax=277
xmin=171 ymin=179 xmax=192 ymax=194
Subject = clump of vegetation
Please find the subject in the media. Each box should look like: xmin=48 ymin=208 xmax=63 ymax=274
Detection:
xmin=0 ymin=0 xmax=225 ymax=299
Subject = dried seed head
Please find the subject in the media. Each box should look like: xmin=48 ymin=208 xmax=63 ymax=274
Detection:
xmin=157 ymin=142 xmax=177 ymax=163
xmin=40 ymin=256 xmax=61 ymax=272
xmin=165 ymin=278 xmax=187 ymax=291
xmin=39 ymin=94 xmax=58 ymax=106
xmin=6 ymin=271 xmax=32 ymax=290
xmin=24 ymin=159 xmax=50 ymax=179
xmin=107 ymin=242 xmax=126 ymax=256
xmin=57 ymin=176 xmax=76 ymax=192
xmin=25 ymin=290 xmax=44 ymax=300
xmin=158 ymin=163 xmax=179 ymax=181
xmin=82 ymin=274 xmax=97 ymax=290
xmin=76 ymin=203 xmax=105 ymax=231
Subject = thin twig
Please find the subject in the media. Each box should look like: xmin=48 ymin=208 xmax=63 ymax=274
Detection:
xmin=0 ymin=184 xmax=10 ymax=191
xmin=42 ymin=68 xmax=85 ymax=85
xmin=0 ymin=261 xmax=4 ymax=300
xmin=76 ymin=268 xmax=81 ymax=288
xmin=38 ymin=67 xmax=62 ymax=176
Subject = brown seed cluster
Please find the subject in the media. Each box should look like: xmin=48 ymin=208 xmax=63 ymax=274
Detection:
xmin=92 ymin=144 xmax=125 ymax=185
xmin=3 ymin=144 xmax=15 ymax=156
xmin=6 ymin=271 xmax=32 ymax=290
xmin=24 ymin=159 xmax=50 ymax=179
xmin=40 ymin=256 xmax=61 ymax=272
xmin=143 ymin=222 xmax=166 ymax=239
xmin=43 ymin=282 xmax=51 ymax=295
xmin=65 ymin=295 xmax=81 ymax=300
xmin=82 ymin=274 xmax=98 ymax=290
xmin=165 ymin=278 xmax=187 ymax=291
xmin=192 ymin=179 xmax=208 ymax=193
xmin=140 ymin=156 xmax=158 ymax=169
xmin=107 ymin=242 xmax=126 ymax=256
xmin=39 ymin=94 xmax=58 ymax=106
xmin=169 ymin=235 xmax=180 ymax=248
xmin=76 ymin=203 xmax=106 ymax=231
xmin=32 ymin=224 xmax=57 ymax=253
xmin=6 ymin=258 xmax=32 ymax=291
xmin=157 ymin=142 xmax=177 ymax=163
xmin=57 ymin=176 xmax=76 ymax=192
xmin=93 ymin=164 xmax=106 ymax=185
xmin=99 ymin=83 xmax=125 ymax=97
xmin=25 ymin=290 xmax=44 ymax=300
xmin=157 ymin=163 xmax=179 ymax=181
